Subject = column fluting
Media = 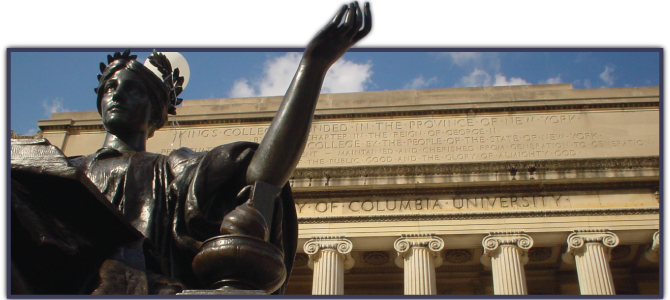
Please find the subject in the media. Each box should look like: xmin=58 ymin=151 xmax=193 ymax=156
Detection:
xmin=394 ymin=234 xmax=444 ymax=295
xmin=304 ymin=236 xmax=354 ymax=295
xmin=561 ymin=229 xmax=619 ymax=295
xmin=480 ymin=231 xmax=533 ymax=295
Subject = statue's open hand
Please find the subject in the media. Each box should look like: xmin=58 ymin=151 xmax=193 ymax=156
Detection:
xmin=304 ymin=2 xmax=371 ymax=69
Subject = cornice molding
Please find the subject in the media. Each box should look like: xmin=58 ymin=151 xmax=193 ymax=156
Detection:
xmin=297 ymin=207 xmax=659 ymax=224
xmin=291 ymin=157 xmax=659 ymax=180
xmin=293 ymin=179 xmax=658 ymax=199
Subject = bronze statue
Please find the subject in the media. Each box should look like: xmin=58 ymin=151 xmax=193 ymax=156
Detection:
xmin=10 ymin=2 xmax=371 ymax=295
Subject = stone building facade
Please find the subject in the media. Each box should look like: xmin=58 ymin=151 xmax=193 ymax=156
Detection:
xmin=37 ymin=84 xmax=660 ymax=295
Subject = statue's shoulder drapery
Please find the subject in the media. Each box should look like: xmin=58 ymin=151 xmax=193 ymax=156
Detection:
xmin=10 ymin=139 xmax=297 ymax=294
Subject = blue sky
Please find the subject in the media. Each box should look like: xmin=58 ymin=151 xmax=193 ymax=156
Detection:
xmin=9 ymin=50 xmax=660 ymax=135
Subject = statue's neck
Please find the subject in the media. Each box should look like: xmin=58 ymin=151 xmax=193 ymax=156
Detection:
xmin=103 ymin=132 xmax=148 ymax=152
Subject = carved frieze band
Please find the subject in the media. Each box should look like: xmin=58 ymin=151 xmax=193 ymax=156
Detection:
xmin=562 ymin=229 xmax=619 ymax=264
xmin=394 ymin=234 xmax=444 ymax=268
xmin=291 ymin=157 xmax=659 ymax=180
xmin=297 ymin=207 xmax=659 ymax=224
xmin=304 ymin=236 xmax=354 ymax=270
xmin=481 ymin=231 xmax=533 ymax=266
xmin=645 ymin=230 xmax=660 ymax=262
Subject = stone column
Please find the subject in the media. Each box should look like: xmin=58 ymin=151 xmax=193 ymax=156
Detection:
xmin=304 ymin=236 xmax=354 ymax=295
xmin=480 ymin=231 xmax=533 ymax=295
xmin=394 ymin=234 xmax=444 ymax=295
xmin=561 ymin=229 xmax=619 ymax=295
xmin=645 ymin=230 xmax=660 ymax=262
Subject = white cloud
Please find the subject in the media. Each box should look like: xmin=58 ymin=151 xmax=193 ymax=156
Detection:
xmin=583 ymin=79 xmax=593 ymax=89
xmin=459 ymin=69 xmax=492 ymax=87
xmin=574 ymin=53 xmax=592 ymax=63
xmin=458 ymin=69 xmax=531 ymax=88
xmin=599 ymin=65 xmax=615 ymax=86
xmin=444 ymin=52 xmax=501 ymax=73
xmin=494 ymin=74 xmax=530 ymax=86
xmin=540 ymin=75 xmax=562 ymax=84
xmin=322 ymin=59 xmax=373 ymax=94
xmin=403 ymin=75 xmax=438 ymax=90
xmin=26 ymin=128 xmax=37 ymax=135
xmin=260 ymin=53 xmax=303 ymax=96
xmin=447 ymin=52 xmax=482 ymax=67
xmin=228 ymin=53 xmax=373 ymax=98
xmin=42 ymin=97 xmax=69 ymax=117
xmin=230 ymin=78 xmax=256 ymax=98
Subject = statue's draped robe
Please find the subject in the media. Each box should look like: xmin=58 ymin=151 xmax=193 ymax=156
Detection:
xmin=11 ymin=141 xmax=297 ymax=295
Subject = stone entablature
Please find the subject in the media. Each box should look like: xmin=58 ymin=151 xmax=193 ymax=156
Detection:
xmin=40 ymin=85 xmax=659 ymax=165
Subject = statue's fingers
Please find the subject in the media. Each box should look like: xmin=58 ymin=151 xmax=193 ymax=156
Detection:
xmin=346 ymin=2 xmax=364 ymax=38
xmin=354 ymin=1 xmax=363 ymax=29
xmin=340 ymin=3 xmax=356 ymax=32
xmin=352 ymin=2 xmax=372 ymax=43
xmin=324 ymin=4 xmax=348 ymax=33
xmin=364 ymin=2 xmax=372 ymax=31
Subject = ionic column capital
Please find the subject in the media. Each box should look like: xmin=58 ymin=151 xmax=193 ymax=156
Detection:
xmin=562 ymin=229 xmax=619 ymax=264
xmin=304 ymin=236 xmax=354 ymax=269
xmin=645 ymin=230 xmax=660 ymax=262
xmin=394 ymin=234 xmax=444 ymax=268
xmin=480 ymin=231 xmax=533 ymax=266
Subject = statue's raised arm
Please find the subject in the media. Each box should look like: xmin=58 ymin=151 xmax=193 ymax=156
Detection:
xmin=246 ymin=2 xmax=372 ymax=187
xmin=9 ymin=3 xmax=372 ymax=296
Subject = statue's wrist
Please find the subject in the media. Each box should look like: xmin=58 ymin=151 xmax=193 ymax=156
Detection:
xmin=299 ymin=58 xmax=331 ymax=74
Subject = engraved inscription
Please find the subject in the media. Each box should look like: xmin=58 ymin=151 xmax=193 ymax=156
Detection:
xmin=296 ymin=194 xmax=569 ymax=216
xmin=149 ymin=110 xmax=659 ymax=167
xmin=293 ymin=190 xmax=658 ymax=217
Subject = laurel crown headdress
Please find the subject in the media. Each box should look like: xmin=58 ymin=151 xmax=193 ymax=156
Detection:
xmin=94 ymin=49 xmax=184 ymax=115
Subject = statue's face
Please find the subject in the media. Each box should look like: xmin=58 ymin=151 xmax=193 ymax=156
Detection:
xmin=100 ymin=69 xmax=153 ymax=136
